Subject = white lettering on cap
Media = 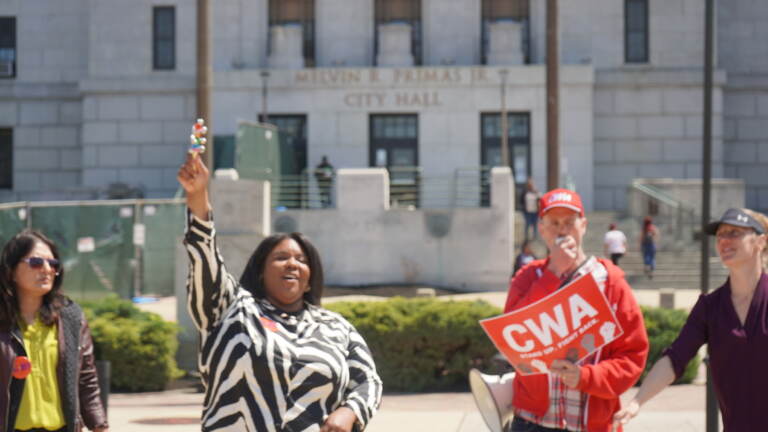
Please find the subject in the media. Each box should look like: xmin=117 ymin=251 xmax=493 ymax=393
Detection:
xmin=737 ymin=214 xmax=748 ymax=223
xmin=548 ymin=192 xmax=573 ymax=204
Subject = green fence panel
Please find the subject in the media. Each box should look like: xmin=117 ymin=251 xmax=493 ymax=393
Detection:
xmin=236 ymin=121 xmax=281 ymax=181
xmin=0 ymin=204 xmax=27 ymax=247
xmin=141 ymin=202 xmax=184 ymax=296
xmin=30 ymin=204 xmax=135 ymax=301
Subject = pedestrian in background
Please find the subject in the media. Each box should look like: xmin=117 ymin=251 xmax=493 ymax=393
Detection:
xmin=640 ymin=216 xmax=659 ymax=279
xmin=521 ymin=178 xmax=540 ymax=240
xmin=315 ymin=155 xmax=335 ymax=208
xmin=513 ymin=240 xmax=537 ymax=276
xmin=614 ymin=208 xmax=768 ymax=431
xmin=0 ymin=230 xmax=108 ymax=432
xmin=603 ymin=223 xmax=627 ymax=266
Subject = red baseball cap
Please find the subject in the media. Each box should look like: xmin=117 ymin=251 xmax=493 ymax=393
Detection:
xmin=539 ymin=188 xmax=584 ymax=217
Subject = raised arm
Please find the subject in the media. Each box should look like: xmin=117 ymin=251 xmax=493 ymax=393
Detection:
xmin=178 ymin=155 xmax=239 ymax=331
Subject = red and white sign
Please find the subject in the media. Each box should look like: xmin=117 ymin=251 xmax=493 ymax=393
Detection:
xmin=480 ymin=273 xmax=623 ymax=375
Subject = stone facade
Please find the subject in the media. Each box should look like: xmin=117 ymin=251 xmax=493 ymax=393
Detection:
xmin=718 ymin=0 xmax=768 ymax=210
xmin=214 ymin=65 xmax=596 ymax=206
xmin=0 ymin=0 xmax=766 ymax=210
xmin=593 ymin=69 xmax=725 ymax=210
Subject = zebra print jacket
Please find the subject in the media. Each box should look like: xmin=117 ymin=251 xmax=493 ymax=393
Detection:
xmin=184 ymin=213 xmax=383 ymax=432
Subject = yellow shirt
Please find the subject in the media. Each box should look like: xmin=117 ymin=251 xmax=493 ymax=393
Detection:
xmin=15 ymin=317 xmax=66 ymax=430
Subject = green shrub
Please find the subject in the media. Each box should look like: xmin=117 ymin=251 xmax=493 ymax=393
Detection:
xmin=327 ymin=298 xmax=700 ymax=392
xmin=641 ymin=306 xmax=700 ymax=384
xmin=81 ymin=296 xmax=184 ymax=392
xmin=327 ymin=297 xmax=502 ymax=392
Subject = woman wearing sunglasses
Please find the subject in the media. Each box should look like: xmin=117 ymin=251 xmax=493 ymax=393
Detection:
xmin=613 ymin=208 xmax=768 ymax=431
xmin=0 ymin=230 xmax=108 ymax=432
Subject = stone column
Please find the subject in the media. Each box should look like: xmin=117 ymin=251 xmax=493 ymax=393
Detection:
xmin=268 ymin=24 xmax=305 ymax=69
xmin=336 ymin=168 xmax=390 ymax=211
xmin=491 ymin=166 xmax=515 ymax=268
xmin=488 ymin=20 xmax=525 ymax=65
xmin=376 ymin=22 xmax=414 ymax=67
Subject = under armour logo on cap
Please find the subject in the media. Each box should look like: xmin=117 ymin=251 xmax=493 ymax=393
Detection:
xmin=705 ymin=208 xmax=766 ymax=235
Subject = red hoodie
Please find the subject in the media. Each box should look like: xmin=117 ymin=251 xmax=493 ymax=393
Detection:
xmin=504 ymin=257 xmax=649 ymax=432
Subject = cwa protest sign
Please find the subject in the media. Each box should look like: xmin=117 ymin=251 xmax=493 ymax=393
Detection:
xmin=480 ymin=273 xmax=623 ymax=375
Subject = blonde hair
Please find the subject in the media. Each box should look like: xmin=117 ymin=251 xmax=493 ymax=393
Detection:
xmin=742 ymin=208 xmax=768 ymax=268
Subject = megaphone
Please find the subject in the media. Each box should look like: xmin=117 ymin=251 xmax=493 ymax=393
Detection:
xmin=469 ymin=369 xmax=515 ymax=432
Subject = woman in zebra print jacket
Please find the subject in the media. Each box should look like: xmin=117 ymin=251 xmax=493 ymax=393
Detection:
xmin=178 ymin=155 xmax=383 ymax=432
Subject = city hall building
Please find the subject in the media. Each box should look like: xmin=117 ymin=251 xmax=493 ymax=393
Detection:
xmin=0 ymin=0 xmax=767 ymax=211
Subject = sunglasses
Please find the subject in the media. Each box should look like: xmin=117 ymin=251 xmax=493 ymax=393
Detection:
xmin=23 ymin=257 xmax=61 ymax=272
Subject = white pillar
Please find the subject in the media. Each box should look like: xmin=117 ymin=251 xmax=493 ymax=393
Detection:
xmin=268 ymin=24 xmax=305 ymax=69
xmin=488 ymin=20 xmax=525 ymax=65
xmin=376 ymin=23 xmax=414 ymax=67
xmin=336 ymin=168 xmax=390 ymax=211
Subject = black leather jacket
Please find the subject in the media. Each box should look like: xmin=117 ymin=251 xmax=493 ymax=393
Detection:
xmin=0 ymin=300 xmax=108 ymax=432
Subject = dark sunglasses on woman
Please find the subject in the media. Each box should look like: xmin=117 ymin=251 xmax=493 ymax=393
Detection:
xmin=23 ymin=257 xmax=61 ymax=272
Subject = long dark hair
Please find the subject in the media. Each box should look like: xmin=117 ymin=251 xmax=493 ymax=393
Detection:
xmin=0 ymin=230 xmax=67 ymax=329
xmin=239 ymin=232 xmax=324 ymax=306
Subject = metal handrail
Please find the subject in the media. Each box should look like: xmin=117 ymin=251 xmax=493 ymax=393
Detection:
xmin=630 ymin=181 xmax=697 ymax=244
xmin=631 ymin=181 xmax=685 ymax=209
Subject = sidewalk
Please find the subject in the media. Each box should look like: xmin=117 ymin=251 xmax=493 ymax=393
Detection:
xmin=107 ymin=383 xmax=712 ymax=431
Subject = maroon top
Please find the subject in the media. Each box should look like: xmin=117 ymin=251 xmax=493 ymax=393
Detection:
xmin=664 ymin=273 xmax=768 ymax=432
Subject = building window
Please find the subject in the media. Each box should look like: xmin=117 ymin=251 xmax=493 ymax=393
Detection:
xmin=625 ymin=0 xmax=649 ymax=63
xmin=481 ymin=112 xmax=530 ymax=201
xmin=153 ymin=7 xmax=176 ymax=70
xmin=213 ymin=135 xmax=235 ymax=170
xmin=370 ymin=114 xmax=419 ymax=207
xmin=481 ymin=0 xmax=530 ymax=64
xmin=0 ymin=128 xmax=11 ymax=189
xmin=375 ymin=0 xmax=422 ymax=66
xmin=0 ymin=17 xmax=16 ymax=78
xmin=269 ymin=0 xmax=315 ymax=67
xmin=268 ymin=115 xmax=308 ymax=208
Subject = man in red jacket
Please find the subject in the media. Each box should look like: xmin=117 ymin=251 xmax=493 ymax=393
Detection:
xmin=504 ymin=188 xmax=649 ymax=432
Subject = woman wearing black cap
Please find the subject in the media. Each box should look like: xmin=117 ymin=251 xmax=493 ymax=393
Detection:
xmin=613 ymin=207 xmax=768 ymax=432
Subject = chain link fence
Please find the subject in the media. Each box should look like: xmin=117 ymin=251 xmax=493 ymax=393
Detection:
xmin=0 ymin=199 xmax=185 ymax=301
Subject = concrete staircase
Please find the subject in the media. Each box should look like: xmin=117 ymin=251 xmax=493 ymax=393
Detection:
xmin=514 ymin=210 xmax=729 ymax=291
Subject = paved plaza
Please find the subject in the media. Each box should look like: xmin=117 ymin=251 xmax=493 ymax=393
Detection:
xmin=108 ymin=383 xmax=713 ymax=431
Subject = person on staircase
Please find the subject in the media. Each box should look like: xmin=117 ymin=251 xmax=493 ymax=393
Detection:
xmin=603 ymin=223 xmax=627 ymax=267
xmin=640 ymin=216 xmax=659 ymax=279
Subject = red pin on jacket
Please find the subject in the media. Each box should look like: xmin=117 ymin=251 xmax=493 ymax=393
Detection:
xmin=12 ymin=355 xmax=31 ymax=379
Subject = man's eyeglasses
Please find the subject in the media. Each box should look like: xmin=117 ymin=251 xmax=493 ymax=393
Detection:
xmin=23 ymin=257 xmax=61 ymax=273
